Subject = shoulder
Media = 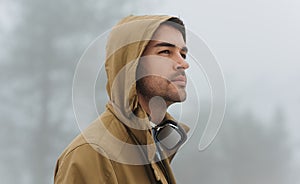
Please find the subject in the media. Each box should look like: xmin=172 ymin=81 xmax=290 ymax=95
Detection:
xmin=54 ymin=142 xmax=118 ymax=184
xmin=54 ymin=111 xmax=128 ymax=183
xmin=56 ymin=110 xmax=130 ymax=165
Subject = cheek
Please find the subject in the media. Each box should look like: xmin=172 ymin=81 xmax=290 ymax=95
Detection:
xmin=137 ymin=56 xmax=174 ymax=78
xmin=140 ymin=76 xmax=170 ymax=92
xmin=149 ymin=76 xmax=170 ymax=87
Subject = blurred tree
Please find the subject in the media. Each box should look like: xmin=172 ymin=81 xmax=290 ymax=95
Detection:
xmin=217 ymin=107 xmax=292 ymax=184
xmin=173 ymin=103 xmax=293 ymax=184
xmin=0 ymin=0 xmax=142 ymax=183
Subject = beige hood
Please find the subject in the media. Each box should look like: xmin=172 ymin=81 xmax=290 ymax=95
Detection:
xmin=105 ymin=15 xmax=173 ymax=130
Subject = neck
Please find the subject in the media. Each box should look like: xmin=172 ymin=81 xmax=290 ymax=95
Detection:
xmin=137 ymin=92 xmax=170 ymax=125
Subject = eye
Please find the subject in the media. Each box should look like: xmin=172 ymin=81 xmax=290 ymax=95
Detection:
xmin=158 ymin=50 xmax=171 ymax=55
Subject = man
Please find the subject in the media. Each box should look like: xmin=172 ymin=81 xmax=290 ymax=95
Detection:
xmin=54 ymin=15 xmax=189 ymax=184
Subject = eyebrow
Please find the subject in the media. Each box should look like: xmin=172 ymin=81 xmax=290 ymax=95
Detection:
xmin=154 ymin=42 xmax=188 ymax=53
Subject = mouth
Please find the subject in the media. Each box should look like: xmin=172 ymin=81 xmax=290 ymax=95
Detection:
xmin=171 ymin=75 xmax=187 ymax=87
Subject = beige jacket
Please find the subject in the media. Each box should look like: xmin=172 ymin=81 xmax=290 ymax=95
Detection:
xmin=54 ymin=15 xmax=189 ymax=184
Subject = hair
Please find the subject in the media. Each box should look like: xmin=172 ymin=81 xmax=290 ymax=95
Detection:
xmin=160 ymin=17 xmax=186 ymax=42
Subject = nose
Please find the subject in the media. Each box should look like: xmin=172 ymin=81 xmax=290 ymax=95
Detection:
xmin=174 ymin=53 xmax=189 ymax=70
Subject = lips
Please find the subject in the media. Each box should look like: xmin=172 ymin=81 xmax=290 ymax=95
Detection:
xmin=171 ymin=75 xmax=187 ymax=87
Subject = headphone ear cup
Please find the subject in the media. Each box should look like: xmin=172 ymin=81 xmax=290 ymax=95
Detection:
xmin=154 ymin=120 xmax=187 ymax=151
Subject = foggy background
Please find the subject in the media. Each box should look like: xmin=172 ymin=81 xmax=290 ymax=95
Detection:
xmin=1 ymin=0 xmax=299 ymax=183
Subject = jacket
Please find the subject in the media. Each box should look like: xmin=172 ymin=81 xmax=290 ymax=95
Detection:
xmin=54 ymin=15 xmax=189 ymax=184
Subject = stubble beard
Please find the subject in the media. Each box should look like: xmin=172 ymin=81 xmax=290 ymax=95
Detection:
xmin=136 ymin=76 xmax=187 ymax=105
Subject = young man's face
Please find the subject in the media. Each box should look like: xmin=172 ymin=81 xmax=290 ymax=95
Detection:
xmin=137 ymin=24 xmax=189 ymax=105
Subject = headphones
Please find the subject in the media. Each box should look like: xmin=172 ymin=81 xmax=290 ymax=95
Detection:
xmin=126 ymin=119 xmax=187 ymax=184
xmin=152 ymin=120 xmax=187 ymax=152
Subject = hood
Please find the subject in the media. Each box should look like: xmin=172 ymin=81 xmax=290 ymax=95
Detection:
xmin=105 ymin=15 xmax=173 ymax=130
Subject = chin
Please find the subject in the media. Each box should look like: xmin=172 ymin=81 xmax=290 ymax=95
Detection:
xmin=177 ymin=88 xmax=187 ymax=101
xmin=167 ymin=91 xmax=187 ymax=103
xmin=177 ymin=95 xmax=187 ymax=102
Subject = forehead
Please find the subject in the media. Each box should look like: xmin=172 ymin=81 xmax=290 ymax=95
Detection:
xmin=150 ymin=24 xmax=186 ymax=48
